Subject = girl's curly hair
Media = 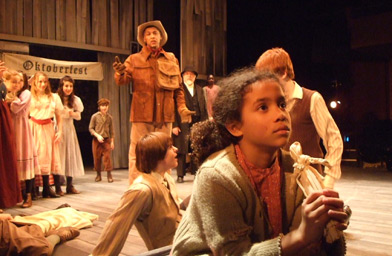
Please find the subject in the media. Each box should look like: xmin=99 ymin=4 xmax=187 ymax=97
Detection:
xmin=191 ymin=67 xmax=281 ymax=167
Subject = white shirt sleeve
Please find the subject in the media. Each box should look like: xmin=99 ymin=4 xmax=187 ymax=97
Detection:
xmin=309 ymin=92 xmax=343 ymax=184
xmin=72 ymin=96 xmax=84 ymax=120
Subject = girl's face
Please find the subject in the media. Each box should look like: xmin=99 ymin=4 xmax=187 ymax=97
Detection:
xmin=5 ymin=75 xmax=21 ymax=93
xmin=63 ymin=81 xmax=74 ymax=96
xmin=160 ymin=145 xmax=178 ymax=170
xmin=18 ymin=74 xmax=24 ymax=91
xmin=36 ymin=75 xmax=48 ymax=93
xmin=229 ymin=79 xmax=291 ymax=152
xmin=99 ymin=104 xmax=109 ymax=114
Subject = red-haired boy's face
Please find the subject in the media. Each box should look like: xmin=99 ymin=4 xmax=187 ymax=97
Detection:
xmin=99 ymin=104 xmax=109 ymax=115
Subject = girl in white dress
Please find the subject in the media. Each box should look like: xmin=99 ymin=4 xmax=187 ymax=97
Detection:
xmin=30 ymin=72 xmax=64 ymax=198
xmin=57 ymin=76 xmax=85 ymax=194
xmin=9 ymin=72 xmax=39 ymax=207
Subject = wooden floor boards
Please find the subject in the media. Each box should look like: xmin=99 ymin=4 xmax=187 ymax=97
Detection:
xmin=3 ymin=165 xmax=392 ymax=255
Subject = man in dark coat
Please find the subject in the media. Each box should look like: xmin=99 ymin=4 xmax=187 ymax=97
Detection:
xmin=172 ymin=67 xmax=208 ymax=183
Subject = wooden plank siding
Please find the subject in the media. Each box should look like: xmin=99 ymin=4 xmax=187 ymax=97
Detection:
xmin=32 ymin=0 xmax=41 ymax=38
xmin=23 ymin=0 xmax=33 ymax=37
xmin=46 ymin=0 xmax=56 ymax=40
xmin=55 ymin=0 xmax=66 ymax=41
xmin=65 ymin=0 xmax=77 ymax=42
xmin=181 ymin=0 xmax=227 ymax=77
xmin=97 ymin=52 xmax=130 ymax=169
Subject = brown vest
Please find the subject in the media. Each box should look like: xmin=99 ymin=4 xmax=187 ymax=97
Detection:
xmin=134 ymin=173 xmax=181 ymax=250
xmin=284 ymin=87 xmax=323 ymax=160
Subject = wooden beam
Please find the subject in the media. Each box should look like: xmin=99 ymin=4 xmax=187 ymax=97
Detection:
xmin=0 ymin=33 xmax=130 ymax=55
xmin=0 ymin=40 xmax=29 ymax=53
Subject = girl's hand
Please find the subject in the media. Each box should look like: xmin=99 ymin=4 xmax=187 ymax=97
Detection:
xmin=110 ymin=140 xmax=114 ymax=150
xmin=321 ymin=189 xmax=348 ymax=231
xmin=296 ymin=190 xmax=340 ymax=245
xmin=0 ymin=61 xmax=6 ymax=79
xmin=54 ymin=131 xmax=62 ymax=143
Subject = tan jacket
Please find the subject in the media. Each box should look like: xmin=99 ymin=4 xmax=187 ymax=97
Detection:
xmin=135 ymin=172 xmax=182 ymax=249
xmin=92 ymin=172 xmax=181 ymax=256
xmin=114 ymin=47 xmax=187 ymax=124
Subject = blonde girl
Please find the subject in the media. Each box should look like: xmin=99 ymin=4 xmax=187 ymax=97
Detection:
xmin=30 ymin=71 xmax=64 ymax=198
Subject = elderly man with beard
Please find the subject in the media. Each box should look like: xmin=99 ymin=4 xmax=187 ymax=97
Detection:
xmin=172 ymin=67 xmax=208 ymax=183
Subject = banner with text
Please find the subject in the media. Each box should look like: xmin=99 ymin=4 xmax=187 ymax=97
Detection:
xmin=3 ymin=53 xmax=103 ymax=81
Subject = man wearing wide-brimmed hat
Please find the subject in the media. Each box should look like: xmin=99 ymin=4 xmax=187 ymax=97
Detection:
xmin=172 ymin=66 xmax=207 ymax=183
xmin=112 ymin=20 xmax=194 ymax=184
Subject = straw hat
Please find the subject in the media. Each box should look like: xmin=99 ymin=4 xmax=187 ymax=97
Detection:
xmin=137 ymin=20 xmax=168 ymax=47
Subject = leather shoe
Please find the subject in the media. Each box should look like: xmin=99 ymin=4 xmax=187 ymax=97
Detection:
xmin=56 ymin=189 xmax=64 ymax=197
xmin=47 ymin=227 xmax=80 ymax=243
xmin=95 ymin=174 xmax=102 ymax=182
xmin=42 ymin=187 xmax=60 ymax=198
xmin=56 ymin=203 xmax=72 ymax=209
xmin=66 ymin=186 xmax=80 ymax=194
xmin=177 ymin=176 xmax=184 ymax=183
xmin=107 ymin=172 xmax=113 ymax=183
xmin=21 ymin=193 xmax=32 ymax=208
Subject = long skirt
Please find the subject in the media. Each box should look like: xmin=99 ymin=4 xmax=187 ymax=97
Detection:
xmin=0 ymin=102 xmax=22 ymax=208
xmin=30 ymin=121 xmax=63 ymax=176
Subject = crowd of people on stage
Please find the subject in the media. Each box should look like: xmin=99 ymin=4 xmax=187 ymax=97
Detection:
xmin=0 ymin=19 xmax=351 ymax=255
xmin=0 ymin=64 xmax=85 ymax=211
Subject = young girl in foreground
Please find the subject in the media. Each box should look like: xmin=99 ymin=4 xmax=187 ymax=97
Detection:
xmin=30 ymin=72 xmax=64 ymax=198
xmin=57 ymin=76 xmax=84 ymax=194
xmin=171 ymin=68 xmax=348 ymax=255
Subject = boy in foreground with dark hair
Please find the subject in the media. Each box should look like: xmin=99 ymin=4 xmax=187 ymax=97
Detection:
xmin=92 ymin=132 xmax=182 ymax=255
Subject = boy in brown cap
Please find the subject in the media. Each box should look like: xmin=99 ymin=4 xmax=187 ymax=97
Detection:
xmin=89 ymin=98 xmax=115 ymax=183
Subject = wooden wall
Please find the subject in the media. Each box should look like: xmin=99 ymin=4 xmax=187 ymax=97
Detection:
xmin=0 ymin=0 xmax=153 ymax=51
xmin=180 ymin=0 xmax=227 ymax=78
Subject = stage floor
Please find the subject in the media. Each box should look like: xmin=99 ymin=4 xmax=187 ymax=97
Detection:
xmin=3 ymin=165 xmax=392 ymax=256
